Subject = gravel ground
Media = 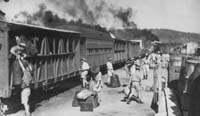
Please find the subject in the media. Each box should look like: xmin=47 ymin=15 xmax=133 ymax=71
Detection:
xmin=7 ymin=68 xmax=155 ymax=116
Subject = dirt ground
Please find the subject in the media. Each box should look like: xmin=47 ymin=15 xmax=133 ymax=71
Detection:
xmin=7 ymin=68 xmax=155 ymax=116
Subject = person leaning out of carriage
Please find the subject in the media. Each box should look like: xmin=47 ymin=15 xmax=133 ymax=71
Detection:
xmin=10 ymin=36 xmax=27 ymax=58
xmin=10 ymin=36 xmax=33 ymax=116
xmin=89 ymin=65 xmax=103 ymax=103
xmin=106 ymin=57 xmax=114 ymax=85
xmin=80 ymin=58 xmax=90 ymax=88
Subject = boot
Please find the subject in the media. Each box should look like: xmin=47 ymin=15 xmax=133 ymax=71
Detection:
xmin=121 ymin=97 xmax=128 ymax=102
xmin=126 ymin=98 xmax=131 ymax=104
xmin=137 ymin=99 xmax=144 ymax=104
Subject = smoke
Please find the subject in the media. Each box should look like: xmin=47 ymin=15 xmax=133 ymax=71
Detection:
xmin=12 ymin=0 xmax=137 ymax=29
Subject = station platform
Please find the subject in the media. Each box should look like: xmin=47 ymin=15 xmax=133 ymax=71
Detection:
xmin=7 ymin=67 xmax=182 ymax=116
xmin=8 ymin=68 xmax=156 ymax=116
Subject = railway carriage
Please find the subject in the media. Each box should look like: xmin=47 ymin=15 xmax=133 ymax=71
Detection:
xmin=0 ymin=20 xmax=143 ymax=113
xmin=0 ymin=20 xmax=81 ymax=98
xmin=126 ymin=40 xmax=141 ymax=58
xmin=113 ymin=38 xmax=127 ymax=64
xmin=57 ymin=25 xmax=114 ymax=69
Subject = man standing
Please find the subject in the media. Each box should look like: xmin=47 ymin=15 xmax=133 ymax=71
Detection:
xmin=124 ymin=58 xmax=143 ymax=104
xmin=106 ymin=57 xmax=114 ymax=85
xmin=18 ymin=56 xmax=32 ymax=116
xmin=80 ymin=58 xmax=90 ymax=88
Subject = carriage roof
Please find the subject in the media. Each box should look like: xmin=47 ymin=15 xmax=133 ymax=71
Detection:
xmin=0 ymin=20 xmax=80 ymax=34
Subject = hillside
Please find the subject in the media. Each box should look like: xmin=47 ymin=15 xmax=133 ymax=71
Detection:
xmin=151 ymin=29 xmax=200 ymax=43
xmin=110 ymin=29 xmax=159 ymax=41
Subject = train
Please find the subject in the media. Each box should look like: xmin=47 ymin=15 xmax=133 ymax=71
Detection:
xmin=169 ymin=52 xmax=200 ymax=116
xmin=0 ymin=19 xmax=142 ymax=111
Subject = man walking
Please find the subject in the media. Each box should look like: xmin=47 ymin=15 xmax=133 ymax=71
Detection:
xmin=123 ymin=58 xmax=143 ymax=104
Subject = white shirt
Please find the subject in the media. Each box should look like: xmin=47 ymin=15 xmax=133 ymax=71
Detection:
xmin=106 ymin=61 xmax=113 ymax=70
xmin=81 ymin=61 xmax=90 ymax=70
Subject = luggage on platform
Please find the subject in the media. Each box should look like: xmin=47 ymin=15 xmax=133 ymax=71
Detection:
xmin=80 ymin=95 xmax=99 ymax=111
xmin=77 ymin=89 xmax=93 ymax=100
xmin=108 ymin=74 xmax=121 ymax=88
xmin=80 ymin=101 xmax=93 ymax=112
xmin=72 ymin=91 xmax=81 ymax=107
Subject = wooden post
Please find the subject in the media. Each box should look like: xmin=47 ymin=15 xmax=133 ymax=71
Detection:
xmin=158 ymin=62 xmax=162 ymax=113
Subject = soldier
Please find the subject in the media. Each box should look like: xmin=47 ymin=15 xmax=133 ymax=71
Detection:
xmin=149 ymin=52 xmax=159 ymax=91
xmin=142 ymin=53 xmax=150 ymax=79
xmin=106 ymin=57 xmax=114 ymax=85
xmin=18 ymin=56 xmax=33 ymax=116
xmin=10 ymin=36 xmax=27 ymax=58
xmin=80 ymin=58 xmax=90 ymax=88
xmin=122 ymin=58 xmax=143 ymax=104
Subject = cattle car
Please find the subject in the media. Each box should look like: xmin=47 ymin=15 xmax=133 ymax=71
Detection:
xmin=126 ymin=40 xmax=141 ymax=58
xmin=113 ymin=38 xmax=127 ymax=68
xmin=0 ymin=20 xmax=81 ymax=99
xmin=57 ymin=25 xmax=113 ymax=69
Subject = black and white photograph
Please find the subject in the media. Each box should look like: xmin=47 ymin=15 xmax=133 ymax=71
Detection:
xmin=0 ymin=0 xmax=199 ymax=116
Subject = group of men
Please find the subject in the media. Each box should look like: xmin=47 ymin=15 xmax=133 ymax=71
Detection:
xmin=122 ymin=51 xmax=170 ymax=104
xmin=79 ymin=50 xmax=170 ymax=105
xmin=78 ymin=57 xmax=113 ymax=103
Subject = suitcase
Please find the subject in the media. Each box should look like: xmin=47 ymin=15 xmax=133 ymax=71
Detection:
xmin=72 ymin=91 xmax=81 ymax=107
xmin=86 ymin=95 xmax=99 ymax=108
xmin=80 ymin=100 xmax=93 ymax=111
xmin=109 ymin=74 xmax=121 ymax=88
xmin=80 ymin=95 xmax=99 ymax=111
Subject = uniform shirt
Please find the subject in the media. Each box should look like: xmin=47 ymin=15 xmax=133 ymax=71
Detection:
xmin=22 ymin=69 xmax=32 ymax=86
xmin=81 ymin=61 xmax=90 ymax=71
xmin=143 ymin=57 xmax=149 ymax=65
xmin=130 ymin=64 xmax=142 ymax=82
xmin=106 ymin=61 xmax=113 ymax=70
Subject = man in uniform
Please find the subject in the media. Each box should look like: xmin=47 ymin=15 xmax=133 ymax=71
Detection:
xmin=106 ymin=57 xmax=114 ymax=85
xmin=142 ymin=53 xmax=150 ymax=79
xmin=123 ymin=58 xmax=143 ymax=104
xmin=80 ymin=58 xmax=90 ymax=88
xmin=18 ymin=56 xmax=32 ymax=116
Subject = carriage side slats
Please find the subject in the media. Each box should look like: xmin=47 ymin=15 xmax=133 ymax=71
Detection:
xmin=0 ymin=21 xmax=81 ymax=96
xmin=0 ymin=22 xmax=9 ymax=98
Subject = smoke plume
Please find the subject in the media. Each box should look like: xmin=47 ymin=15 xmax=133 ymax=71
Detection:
xmin=12 ymin=0 xmax=137 ymax=29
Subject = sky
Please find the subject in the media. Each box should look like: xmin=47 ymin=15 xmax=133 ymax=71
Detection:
xmin=0 ymin=0 xmax=199 ymax=33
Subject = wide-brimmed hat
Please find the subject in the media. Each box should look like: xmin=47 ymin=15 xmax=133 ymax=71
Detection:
xmin=108 ymin=57 xmax=112 ymax=61
xmin=19 ymin=43 xmax=26 ymax=48
xmin=91 ymin=65 xmax=100 ymax=74
xmin=81 ymin=57 xmax=86 ymax=61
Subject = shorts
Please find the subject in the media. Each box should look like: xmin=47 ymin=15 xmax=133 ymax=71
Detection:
xmin=81 ymin=71 xmax=88 ymax=79
xmin=107 ymin=70 xmax=113 ymax=77
xmin=21 ymin=88 xmax=31 ymax=104
xmin=132 ymin=82 xmax=141 ymax=91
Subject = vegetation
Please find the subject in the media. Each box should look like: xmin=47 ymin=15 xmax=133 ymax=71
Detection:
xmin=151 ymin=29 xmax=200 ymax=43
